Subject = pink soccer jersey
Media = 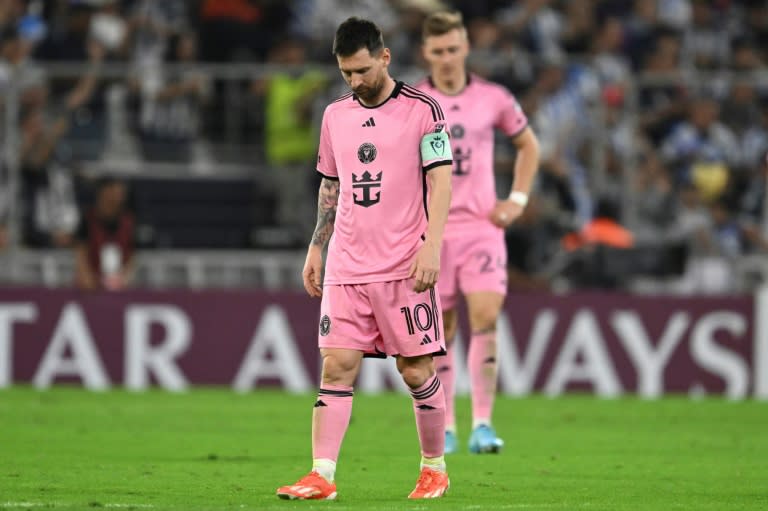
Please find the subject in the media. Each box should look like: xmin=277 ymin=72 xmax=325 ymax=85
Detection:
xmin=415 ymin=74 xmax=528 ymax=238
xmin=316 ymin=81 xmax=453 ymax=285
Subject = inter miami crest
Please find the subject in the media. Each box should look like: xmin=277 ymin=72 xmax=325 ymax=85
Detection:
xmin=319 ymin=315 xmax=331 ymax=336
xmin=450 ymin=124 xmax=465 ymax=139
xmin=357 ymin=142 xmax=377 ymax=164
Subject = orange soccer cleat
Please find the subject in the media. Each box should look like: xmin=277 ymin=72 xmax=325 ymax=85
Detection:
xmin=407 ymin=467 xmax=450 ymax=499
xmin=276 ymin=471 xmax=338 ymax=500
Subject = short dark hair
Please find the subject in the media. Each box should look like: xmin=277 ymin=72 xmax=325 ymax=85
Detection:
xmin=332 ymin=17 xmax=384 ymax=57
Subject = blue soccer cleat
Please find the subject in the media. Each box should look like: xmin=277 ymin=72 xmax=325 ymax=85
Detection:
xmin=444 ymin=430 xmax=458 ymax=454
xmin=468 ymin=425 xmax=504 ymax=454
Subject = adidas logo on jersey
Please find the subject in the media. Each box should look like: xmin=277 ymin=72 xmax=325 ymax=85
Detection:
xmin=420 ymin=334 xmax=433 ymax=345
xmin=361 ymin=117 xmax=376 ymax=127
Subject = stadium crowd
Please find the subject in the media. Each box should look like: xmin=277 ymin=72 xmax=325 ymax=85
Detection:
xmin=0 ymin=0 xmax=767 ymax=292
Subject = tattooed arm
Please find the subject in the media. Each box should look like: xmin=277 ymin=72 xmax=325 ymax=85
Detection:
xmin=303 ymin=178 xmax=340 ymax=297
xmin=310 ymin=178 xmax=340 ymax=247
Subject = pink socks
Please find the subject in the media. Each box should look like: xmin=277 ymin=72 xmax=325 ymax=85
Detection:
xmin=468 ymin=331 xmax=497 ymax=424
xmin=312 ymin=384 xmax=354 ymax=461
xmin=409 ymin=373 xmax=446 ymax=457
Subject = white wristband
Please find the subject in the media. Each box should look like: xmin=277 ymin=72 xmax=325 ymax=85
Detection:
xmin=509 ymin=191 xmax=528 ymax=207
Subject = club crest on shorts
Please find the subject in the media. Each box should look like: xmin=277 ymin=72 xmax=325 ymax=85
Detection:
xmin=357 ymin=142 xmax=377 ymax=164
xmin=319 ymin=315 xmax=331 ymax=336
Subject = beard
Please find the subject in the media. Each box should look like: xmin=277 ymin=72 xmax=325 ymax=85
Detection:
xmin=354 ymin=74 xmax=384 ymax=103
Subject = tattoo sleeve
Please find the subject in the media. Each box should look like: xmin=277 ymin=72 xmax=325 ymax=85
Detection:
xmin=311 ymin=178 xmax=340 ymax=247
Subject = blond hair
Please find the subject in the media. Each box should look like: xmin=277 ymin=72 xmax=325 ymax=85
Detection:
xmin=422 ymin=11 xmax=465 ymax=40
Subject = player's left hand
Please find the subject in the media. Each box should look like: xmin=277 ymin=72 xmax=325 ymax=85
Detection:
xmin=409 ymin=239 xmax=440 ymax=292
xmin=489 ymin=199 xmax=524 ymax=228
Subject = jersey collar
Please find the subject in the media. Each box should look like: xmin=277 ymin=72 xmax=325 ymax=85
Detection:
xmin=353 ymin=80 xmax=403 ymax=109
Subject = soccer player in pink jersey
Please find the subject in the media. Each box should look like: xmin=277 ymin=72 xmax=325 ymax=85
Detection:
xmin=416 ymin=11 xmax=541 ymax=454
xmin=276 ymin=18 xmax=454 ymax=500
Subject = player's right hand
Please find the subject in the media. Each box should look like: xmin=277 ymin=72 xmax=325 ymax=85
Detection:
xmin=409 ymin=239 xmax=440 ymax=292
xmin=302 ymin=245 xmax=324 ymax=298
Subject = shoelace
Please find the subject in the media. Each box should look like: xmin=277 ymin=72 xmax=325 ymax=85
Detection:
xmin=298 ymin=473 xmax=326 ymax=488
xmin=415 ymin=471 xmax=435 ymax=490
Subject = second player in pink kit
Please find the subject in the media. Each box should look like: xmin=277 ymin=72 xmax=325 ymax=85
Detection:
xmin=277 ymin=18 xmax=454 ymax=501
xmin=416 ymin=11 xmax=541 ymax=454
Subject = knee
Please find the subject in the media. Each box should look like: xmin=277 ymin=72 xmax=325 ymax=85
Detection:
xmin=470 ymin=309 xmax=498 ymax=333
xmin=399 ymin=361 xmax=434 ymax=389
xmin=321 ymin=354 xmax=358 ymax=385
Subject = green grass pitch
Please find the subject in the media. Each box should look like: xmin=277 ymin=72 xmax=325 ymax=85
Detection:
xmin=0 ymin=388 xmax=766 ymax=510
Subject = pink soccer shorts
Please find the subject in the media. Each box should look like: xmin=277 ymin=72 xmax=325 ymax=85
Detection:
xmin=318 ymin=278 xmax=446 ymax=358
xmin=439 ymin=228 xmax=508 ymax=310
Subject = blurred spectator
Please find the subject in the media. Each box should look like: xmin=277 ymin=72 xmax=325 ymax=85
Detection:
xmin=35 ymin=3 xmax=111 ymax=161
xmin=132 ymin=32 xmax=209 ymax=163
xmin=655 ymin=0 xmax=692 ymax=31
xmin=529 ymin=56 xmax=595 ymax=223
xmin=624 ymin=0 xmax=659 ymax=69
xmin=739 ymin=102 xmax=768 ymax=177
xmin=589 ymin=17 xmax=632 ymax=93
xmin=465 ymin=16 xmax=533 ymax=92
xmin=129 ymin=0 xmax=186 ymax=68
xmin=720 ymin=79 xmax=760 ymax=137
xmin=19 ymin=107 xmax=79 ymax=248
xmin=75 ymin=177 xmax=135 ymax=291
xmin=742 ymin=0 xmax=768 ymax=54
xmin=17 ymin=29 xmax=106 ymax=248
xmin=559 ymin=0 xmax=594 ymax=55
xmin=0 ymin=25 xmax=47 ymax=114
xmin=252 ymin=37 xmax=327 ymax=235
xmin=637 ymin=27 xmax=688 ymax=145
xmin=681 ymin=0 xmax=730 ymax=71
xmin=632 ymin=152 xmax=676 ymax=238
xmin=661 ymin=96 xmax=740 ymax=199
xmin=738 ymin=149 xmax=768 ymax=242
xmin=497 ymin=0 xmax=563 ymax=61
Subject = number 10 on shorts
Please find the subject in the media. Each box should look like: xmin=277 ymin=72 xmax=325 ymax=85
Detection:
xmin=399 ymin=303 xmax=435 ymax=336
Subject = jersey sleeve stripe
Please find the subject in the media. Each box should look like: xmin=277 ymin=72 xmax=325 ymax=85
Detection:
xmin=422 ymin=159 xmax=452 ymax=171
xmin=316 ymin=170 xmax=339 ymax=181
xmin=401 ymin=84 xmax=445 ymax=119
xmin=331 ymin=92 xmax=354 ymax=104
xmin=508 ymin=122 xmax=529 ymax=139
xmin=400 ymin=90 xmax=444 ymax=122
xmin=402 ymin=84 xmax=445 ymax=117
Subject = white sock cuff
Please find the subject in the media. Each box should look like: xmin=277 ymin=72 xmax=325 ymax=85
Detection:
xmin=312 ymin=458 xmax=337 ymax=482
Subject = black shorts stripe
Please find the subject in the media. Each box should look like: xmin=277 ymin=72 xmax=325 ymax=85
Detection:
xmin=429 ymin=287 xmax=440 ymax=342
xmin=403 ymin=85 xmax=445 ymax=120
xmin=401 ymin=84 xmax=445 ymax=119
xmin=411 ymin=377 xmax=441 ymax=400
